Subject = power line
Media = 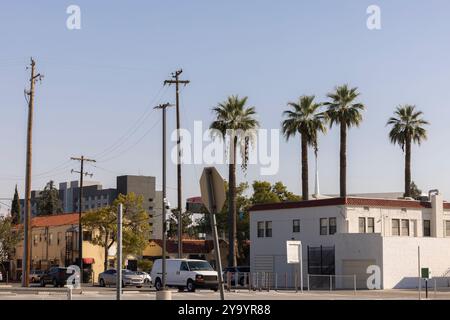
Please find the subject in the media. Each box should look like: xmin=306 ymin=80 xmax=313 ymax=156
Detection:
xmin=94 ymin=85 xmax=169 ymax=160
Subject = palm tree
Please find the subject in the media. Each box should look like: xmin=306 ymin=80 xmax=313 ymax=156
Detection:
xmin=210 ymin=95 xmax=258 ymax=267
xmin=282 ymin=96 xmax=327 ymax=200
xmin=386 ymin=105 xmax=429 ymax=198
xmin=324 ymin=84 xmax=365 ymax=197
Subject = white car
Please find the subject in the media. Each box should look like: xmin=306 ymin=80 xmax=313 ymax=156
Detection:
xmin=150 ymin=259 xmax=218 ymax=292
xmin=98 ymin=269 xmax=144 ymax=288
xmin=135 ymin=271 xmax=152 ymax=285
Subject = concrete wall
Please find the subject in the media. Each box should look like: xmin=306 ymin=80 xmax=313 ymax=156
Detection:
xmin=382 ymin=237 xmax=450 ymax=289
xmin=250 ymin=206 xmax=345 ymax=286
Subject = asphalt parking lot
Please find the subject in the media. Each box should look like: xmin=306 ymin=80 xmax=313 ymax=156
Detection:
xmin=1 ymin=283 xmax=450 ymax=300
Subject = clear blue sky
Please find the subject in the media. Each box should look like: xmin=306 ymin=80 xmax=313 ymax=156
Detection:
xmin=1 ymin=0 xmax=450 ymax=214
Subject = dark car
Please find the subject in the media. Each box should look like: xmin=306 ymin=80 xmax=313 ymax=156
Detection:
xmin=223 ymin=266 xmax=250 ymax=286
xmin=40 ymin=267 xmax=74 ymax=287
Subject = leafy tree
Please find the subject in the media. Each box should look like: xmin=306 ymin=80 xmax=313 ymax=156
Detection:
xmin=81 ymin=193 xmax=150 ymax=271
xmin=410 ymin=181 xmax=422 ymax=199
xmin=167 ymin=209 xmax=194 ymax=239
xmin=137 ymin=259 xmax=153 ymax=272
xmin=251 ymin=181 xmax=301 ymax=204
xmin=11 ymin=185 xmax=21 ymax=224
xmin=0 ymin=216 xmax=22 ymax=274
xmin=387 ymin=105 xmax=429 ymax=198
xmin=324 ymin=85 xmax=365 ymax=197
xmin=37 ymin=180 xmax=63 ymax=216
xmin=282 ymin=96 xmax=327 ymax=200
xmin=210 ymin=95 xmax=259 ymax=267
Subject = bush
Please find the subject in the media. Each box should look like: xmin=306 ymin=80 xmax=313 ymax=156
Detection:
xmin=137 ymin=259 xmax=153 ymax=272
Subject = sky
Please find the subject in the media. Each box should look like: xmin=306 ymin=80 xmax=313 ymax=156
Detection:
xmin=1 ymin=0 xmax=450 ymax=215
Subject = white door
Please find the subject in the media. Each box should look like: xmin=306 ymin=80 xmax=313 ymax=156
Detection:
xmin=342 ymin=259 xmax=376 ymax=289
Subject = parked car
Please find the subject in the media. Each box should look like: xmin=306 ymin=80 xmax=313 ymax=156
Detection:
xmin=135 ymin=271 xmax=152 ymax=285
xmin=40 ymin=267 xmax=74 ymax=287
xmin=150 ymin=259 xmax=218 ymax=292
xmin=98 ymin=269 xmax=144 ymax=288
xmin=29 ymin=270 xmax=45 ymax=283
xmin=223 ymin=266 xmax=250 ymax=286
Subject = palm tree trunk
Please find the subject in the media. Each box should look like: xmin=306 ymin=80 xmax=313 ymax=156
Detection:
xmin=340 ymin=124 xmax=347 ymax=197
xmin=301 ymin=134 xmax=309 ymax=200
xmin=228 ymin=136 xmax=238 ymax=267
xmin=404 ymin=138 xmax=412 ymax=198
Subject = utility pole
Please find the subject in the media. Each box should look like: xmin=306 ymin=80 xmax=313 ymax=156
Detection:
xmin=22 ymin=58 xmax=43 ymax=287
xmin=70 ymin=156 xmax=96 ymax=284
xmin=154 ymin=103 xmax=173 ymax=300
xmin=164 ymin=70 xmax=190 ymax=259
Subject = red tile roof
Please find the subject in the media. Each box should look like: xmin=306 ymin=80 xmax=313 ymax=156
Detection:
xmin=150 ymin=239 xmax=227 ymax=254
xmin=250 ymin=197 xmax=450 ymax=212
xmin=16 ymin=213 xmax=80 ymax=228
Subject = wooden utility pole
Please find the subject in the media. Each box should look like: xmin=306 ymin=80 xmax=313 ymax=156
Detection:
xmin=22 ymin=58 xmax=43 ymax=287
xmin=164 ymin=70 xmax=190 ymax=258
xmin=70 ymin=156 xmax=95 ymax=284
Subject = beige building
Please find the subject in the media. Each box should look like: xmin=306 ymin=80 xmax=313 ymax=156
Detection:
xmin=13 ymin=213 xmax=107 ymax=282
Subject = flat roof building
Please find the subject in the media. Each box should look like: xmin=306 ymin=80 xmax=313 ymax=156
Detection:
xmin=249 ymin=192 xmax=450 ymax=289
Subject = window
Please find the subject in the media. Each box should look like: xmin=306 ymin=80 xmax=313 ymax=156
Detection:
xmin=83 ymin=231 xmax=93 ymax=242
xmin=265 ymin=221 xmax=272 ymax=237
xmin=367 ymin=218 xmax=375 ymax=233
xmin=359 ymin=217 xmax=366 ymax=233
xmin=411 ymin=220 xmax=417 ymax=237
xmin=423 ymin=220 xmax=431 ymax=237
xmin=180 ymin=261 xmax=189 ymax=271
xmin=320 ymin=218 xmax=328 ymax=235
xmin=445 ymin=221 xmax=450 ymax=237
xmin=293 ymin=220 xmax=300 ymax=233
xmin=329 ymin=218 xmax=337 ymax=235
xmin=33 ymin=234 xmax=38 ymax=246
xmin=401 ymin=219 xmax=410 ymax=236
xmin=257 ymin=222 xmax=265 ymax=238
xmin=392 ymin=219 xmax=400 ymax=236
xmin=57 ymin=232 xmax=62 ymax=245
xmin=48 ymin=233 xmax=53 ymax=245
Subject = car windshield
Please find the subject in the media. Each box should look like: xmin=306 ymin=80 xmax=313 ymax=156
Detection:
xmin=187 ymin=261 xmax=213 ymax=271
xmin=122 ymin=270 xmax=135 ymax=275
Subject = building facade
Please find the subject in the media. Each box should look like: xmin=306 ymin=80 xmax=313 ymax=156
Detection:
xmin=249 ymin=193 xmax=450 ymax=289
xmin=12 ymin=213 xmax=107 ymax=282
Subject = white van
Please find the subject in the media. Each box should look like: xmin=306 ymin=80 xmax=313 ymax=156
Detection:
xmin=150 ymin=259 xmax=218 ymax=292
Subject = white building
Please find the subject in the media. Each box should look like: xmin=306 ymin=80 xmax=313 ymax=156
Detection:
xmin=249 ymin=192 xmax=450 ymax=289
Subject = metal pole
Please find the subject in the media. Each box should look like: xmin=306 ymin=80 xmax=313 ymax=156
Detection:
xmin=116 ymin=203 xmax=123 ymax=300
xmin=295 ymin=271 xmax=298 ymax=293
xmin=162 ymin=107 xmax=167 ymax=290
xmin=307 ymin=274 xmax=310 ymax=291
xmin=330 ymin=275 xmax=332 ymax=292
xmin=418 ymin=245 xmax=421 ymax=300
xmin=205 ymin=168 xmax=225 ymax=300
xmin=78 ymin=157 xmax=84 ymax=284
xmin=299 ymin=243 xmax=303 ymax=293
xmin=354 ymin=275 xmax=357 ymax=295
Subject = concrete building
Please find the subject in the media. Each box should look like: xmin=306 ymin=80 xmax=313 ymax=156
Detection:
xmin=19 ymin=175 xmax=159 ymax=238
xmin=249 ymin=192 xmax=450 ymax=289
xmin=12 ymin=213 xmax=108 ymax=282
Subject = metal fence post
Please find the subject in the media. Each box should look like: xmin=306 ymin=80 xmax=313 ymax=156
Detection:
xmin=295 ymin=271 xmax=298 ymax=293
xmin=307 ymin=274 xmax=310 ymax=291
xmin=434 ymin=278 xmax=437 ymax=299
xmin=67 ymin=287 xmax=72 ymax=300
xmin=275 ymin=273 xmax=278 ymax=291
xmin=285 ymin=272 xmax=287 ymax=289
xmin=354 ymin=275 xmax=357 ymax=295
xmin=329 ymin=275 xmax=332 ymax=292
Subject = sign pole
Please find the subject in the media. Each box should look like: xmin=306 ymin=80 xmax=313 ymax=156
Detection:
xmin=116 ymin=203 xmax=123 ymax=300
xmin=205 ymin=168 xmax=225 ymax=300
